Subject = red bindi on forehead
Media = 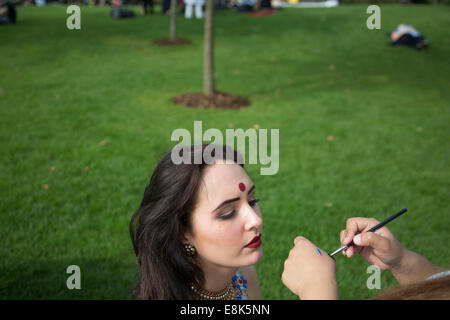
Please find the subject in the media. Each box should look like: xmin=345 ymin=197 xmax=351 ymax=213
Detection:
xmin=239 ymin=183 xmax=246 ymax=192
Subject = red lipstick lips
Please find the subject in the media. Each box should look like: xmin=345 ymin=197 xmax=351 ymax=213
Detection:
xmin=245 ymin=234 xmax=262 ymax=248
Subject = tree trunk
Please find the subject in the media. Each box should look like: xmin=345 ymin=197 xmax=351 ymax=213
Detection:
xmin=203 ymin=0 xmax=215 ymax=95
xmin=169 ymin=0 xmax=177 ymax=41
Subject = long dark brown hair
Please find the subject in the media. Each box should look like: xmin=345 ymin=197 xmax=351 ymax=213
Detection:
xmin=129 ymin=144 xmax=244 ymax=299
xmin=371 ymin=275 xmax=450 ymax=300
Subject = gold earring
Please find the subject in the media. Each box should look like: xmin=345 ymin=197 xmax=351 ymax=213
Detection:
xmin=184 ymin=243 xmax=196 ymax=256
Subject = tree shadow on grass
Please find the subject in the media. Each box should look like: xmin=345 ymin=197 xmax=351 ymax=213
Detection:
xmin=0 ymin=258 xmax=138 ymax=299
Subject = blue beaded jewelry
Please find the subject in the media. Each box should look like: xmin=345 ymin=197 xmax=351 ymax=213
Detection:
xmin=232 ymin=273 xmax=248 ymax=300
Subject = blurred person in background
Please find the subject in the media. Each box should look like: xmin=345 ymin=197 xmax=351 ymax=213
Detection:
xmin=141 ymin=0 xmax=154 ymax=15
xmin=233 ymin=0 xmax=271 ymax=12
xmin=184 ymin=0 xmax=204 ymax=19
xmin=388 ymin=24 xmax=429 ymax=50
xmin=0 ymin=0 xmax=16 ymax=24
xmin=162 ymin=0 xmax=170 ymax=15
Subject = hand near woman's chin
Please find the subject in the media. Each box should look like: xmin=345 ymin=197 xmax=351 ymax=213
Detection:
xmin=282 ymin=236 xmax=338 ymax=300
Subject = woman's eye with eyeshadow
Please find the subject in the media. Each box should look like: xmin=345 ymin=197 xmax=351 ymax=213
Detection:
xmin=218 ymin=197 xmax=259 ymax=220
xmin=218 ymin=210 xmax=235 ymax=220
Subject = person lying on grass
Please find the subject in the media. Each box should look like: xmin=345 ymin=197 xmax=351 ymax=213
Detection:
xmin=388 ymin=24 xmax=429 ymax=50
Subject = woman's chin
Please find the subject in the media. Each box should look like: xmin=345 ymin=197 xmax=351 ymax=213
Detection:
xmin=247 ymin=247 xmax=263 ymax=264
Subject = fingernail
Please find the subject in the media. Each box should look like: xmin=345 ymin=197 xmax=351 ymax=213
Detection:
xmin=354 ymin=234 xmax=361 ymax=245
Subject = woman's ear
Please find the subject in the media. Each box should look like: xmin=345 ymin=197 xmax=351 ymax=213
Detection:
xmin=183 ymin=232 xmax=193 ymax=246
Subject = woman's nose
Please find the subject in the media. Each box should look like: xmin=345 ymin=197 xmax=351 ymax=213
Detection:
xmin=243 ymin=203 xmax=262 ymax=231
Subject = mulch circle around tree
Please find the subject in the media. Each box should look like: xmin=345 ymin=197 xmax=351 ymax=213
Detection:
xmin=153 ymin=39 xmax=192 ymax=46
xmin=172 ymin=91 xmax=251 ymax=110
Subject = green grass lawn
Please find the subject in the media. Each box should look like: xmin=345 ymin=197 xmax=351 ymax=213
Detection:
xmin=0 ymin=4 xmax=449 ymax=299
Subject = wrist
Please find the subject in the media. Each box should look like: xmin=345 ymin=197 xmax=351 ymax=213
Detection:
xmin=390 ymin=249 xmax=446 ymax=285
xmin=390 ymin=248 xmax=415 ymax=284
xmin=390 ymin=247 xmax=410 ymax=273
xmin=298 ymin=279 xmax=338 ymax=300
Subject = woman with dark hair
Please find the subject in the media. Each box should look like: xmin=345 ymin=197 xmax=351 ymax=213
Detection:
xmin=130 ymin=144 xmax=262 ymax=300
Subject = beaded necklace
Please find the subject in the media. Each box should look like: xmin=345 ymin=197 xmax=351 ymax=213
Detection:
xmin=232 ymin=273 xmax=248 ymax=300
xmin=191 ymin=273 xmax=248 ymax=300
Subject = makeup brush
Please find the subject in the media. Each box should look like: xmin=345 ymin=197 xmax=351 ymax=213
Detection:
xmin=329 ymin=208 xmax=407 ymax=258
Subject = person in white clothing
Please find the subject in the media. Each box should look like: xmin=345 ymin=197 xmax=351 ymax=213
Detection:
xmin=185 ymin=0 xmax=204 ymax=19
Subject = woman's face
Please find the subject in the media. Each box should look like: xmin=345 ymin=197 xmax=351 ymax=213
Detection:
xmin=186 ymin=163 xmax=263 ymax=269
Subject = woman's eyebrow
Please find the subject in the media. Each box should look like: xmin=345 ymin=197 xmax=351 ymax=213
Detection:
xmin=212 ymin=185 xmax=256 ymax=212
xmin=213 ymin=197 xmax=240 ymax=212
